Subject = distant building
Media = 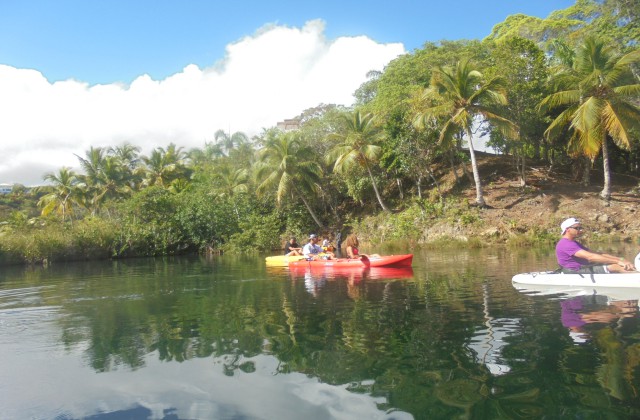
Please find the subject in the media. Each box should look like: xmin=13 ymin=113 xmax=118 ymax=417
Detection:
xmin=276 ymin=119 xmax=300 ymax=132
xmin=0 ymin=184 xmax=12 ymax=194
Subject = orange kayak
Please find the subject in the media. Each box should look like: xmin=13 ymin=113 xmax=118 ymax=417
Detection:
xmin=288 ymin=254 xmax=413 ymax=268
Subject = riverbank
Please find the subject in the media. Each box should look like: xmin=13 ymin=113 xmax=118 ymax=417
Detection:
xmin=1 ymin=155 xmax=638 ymax=266
xmin=352 ymin=155 xmax=640 ymax=249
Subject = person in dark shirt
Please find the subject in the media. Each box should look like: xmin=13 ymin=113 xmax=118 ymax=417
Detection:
xmin=284 ymin=237 xmax=302 ymax=256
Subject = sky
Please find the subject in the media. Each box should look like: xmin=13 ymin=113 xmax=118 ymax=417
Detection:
xmin=0 ymin=0 xmax=575 ymax=186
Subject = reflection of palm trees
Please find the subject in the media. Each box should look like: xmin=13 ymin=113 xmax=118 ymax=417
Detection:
xmin=468 ymin=283 xmax=518 ymax=376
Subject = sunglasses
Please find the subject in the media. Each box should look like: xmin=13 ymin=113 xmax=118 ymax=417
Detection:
xmin=570 ymin=226 xmax=584 ymax=231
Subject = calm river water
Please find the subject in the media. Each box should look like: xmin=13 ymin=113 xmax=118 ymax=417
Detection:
xmin=1 ymin=244 xmax=640 ymax=419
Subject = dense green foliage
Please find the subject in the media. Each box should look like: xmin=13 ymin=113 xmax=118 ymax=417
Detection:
xmin=0 ymin=0 xmax=638 ymax=264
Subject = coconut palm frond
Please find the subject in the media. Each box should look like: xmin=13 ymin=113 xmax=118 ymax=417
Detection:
xmin=538 ymin=89 xmax=581 ymax=113
xmin=612 ymin=84 xmax=640 ymax=96
xmin=571 ymin=97 xmax=605 ymax=134
xmin=544 ymin=106 xmax=578 ymax=141
xmin=602 ymin=101 xmax=640 ymax=149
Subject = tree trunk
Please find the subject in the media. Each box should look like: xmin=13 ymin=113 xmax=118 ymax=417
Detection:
xmin=467 ymin=129 xmax=486 ymax=207
xmin=365 ymin=162 xmax=390 ymax=212
xmin=448 ymin=149 xmax=460 ymax=184
xmin=517 ymin=154 xmax=526 ymax=187
xmin=582 ymin=157 xmax=591 ymax=186
xmin=297 ymin=190 xmax=324 ymax=228
xmin=600 ymin=138 xmax=612 ymax=201
xmin=460 ymin=158 xmax=474 ymax=182
xmin=427 ymin=168 xmax=441 ymax=198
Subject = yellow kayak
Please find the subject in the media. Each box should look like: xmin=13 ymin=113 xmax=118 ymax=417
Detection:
xmin=265 ymin=254 xmax=307 ymax=267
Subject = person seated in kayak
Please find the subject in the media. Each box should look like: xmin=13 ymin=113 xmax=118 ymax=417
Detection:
xmin=284 ymin=237 xmax=302 ymax=256
xmin=303 ymin=234 xmax=334 ymax=260
xmin=322 ymin=236 xmax=335 ymax=252
xmin=344 ymin=234 xmax=380 ymax=260
xmin=556 ymin=218 xmax=636 ymax=274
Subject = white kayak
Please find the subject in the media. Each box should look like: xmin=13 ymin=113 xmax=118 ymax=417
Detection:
xmin=513 ymin=281 xmax=640 ymax=301
xmin=513 ymin=252 xmax=640 ymax=289
xmin=512 ymin=271 xmax=640 ymax=288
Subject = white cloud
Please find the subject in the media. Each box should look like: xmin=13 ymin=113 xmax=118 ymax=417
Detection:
xmin=0 ymin=19 xmax=404 ymax=186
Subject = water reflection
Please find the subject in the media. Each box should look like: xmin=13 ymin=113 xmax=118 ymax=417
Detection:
xmin=2 ymin=247 xmax=640 ymax=418
xmin=561 ymin=296 xmax=637 ymax=344
xmin=468 ymin=285 xmax=520 ymax=376
xmin=288 ymin=266 xmax=415 ymax=297
xmin=514 ymin=281 xmax=640 ymax=406
xmin=556 ymin=294 xmax=640 ymax=402
xmin=3 ymin=346 xmax=412 ymax=419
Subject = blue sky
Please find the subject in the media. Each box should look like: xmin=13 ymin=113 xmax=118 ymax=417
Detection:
xmin=1 ymin=0 xmax=574 ymax=85
xmin=0 ymin=0 xmax=575 ymax=185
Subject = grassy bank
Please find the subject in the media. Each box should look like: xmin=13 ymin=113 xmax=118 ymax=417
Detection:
xmin=2 ymin=189 xmax=638 ymax=267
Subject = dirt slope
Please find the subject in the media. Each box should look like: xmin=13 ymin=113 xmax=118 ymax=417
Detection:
xmin=423 ymin=155 xmax=640 ymax=243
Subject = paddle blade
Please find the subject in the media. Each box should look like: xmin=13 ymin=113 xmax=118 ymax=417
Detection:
xmin=360 ymin=255 xmax=370 ymax=266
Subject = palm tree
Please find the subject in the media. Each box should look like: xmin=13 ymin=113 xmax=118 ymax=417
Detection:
xmin=187 ymin=141 xmax=225 ymax=166
xmin=214 ymin=166 xmax=249 ymax=198
xmin=75 ymin=146 xmax=106 ymax=186
xmin=214 ymin=129 xmax=249 ymax=156
xmin=326 ymin=111 xmax=390 ymax=212
xmin=255 ymin=131 xmax=324 ymax=228
xmin=213 ymin=165 xmax=249 ymax=220
xmin=539 ymin=37 xmax=640 ymax=200
xmin=108 ymin=143 xmax=141 ymax=171
xmin=414 ymin=59 xmax=517 ymax=207
xmin=142 ymin=143 xmax=188 ymax=188
xmin=75 ymin=147 xmax=136 ymax=215
xmin=37 ymin=167 xmax=80 ymax=222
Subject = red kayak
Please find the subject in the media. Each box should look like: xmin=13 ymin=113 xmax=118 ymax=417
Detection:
xmin=288 ymin=254 xmax=413 ymax=268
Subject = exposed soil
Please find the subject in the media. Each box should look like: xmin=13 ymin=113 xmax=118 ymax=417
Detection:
xmin=422 ymin=154 xmax=640 ymax=243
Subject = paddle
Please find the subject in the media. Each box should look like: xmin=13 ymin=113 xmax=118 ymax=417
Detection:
xmin=360 ymin=254 xmax=370 ymax=267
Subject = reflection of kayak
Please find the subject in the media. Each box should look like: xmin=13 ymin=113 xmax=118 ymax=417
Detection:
xmin=368 ymin=267 xmax=414 ymax=279
xmin=265 ymin=255 xmax=307 ymax=267
xmin=289 ymin=254 xmax=413 ymax=268
xmin=289 ymin=265 xmax=414 ymax=280
xmin=513 ymin=282 xmax=640 ymax=301
xmin=512 ymin=271 xmax=640 ymax=288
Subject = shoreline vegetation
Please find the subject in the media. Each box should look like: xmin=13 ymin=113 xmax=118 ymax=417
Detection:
xmin=1 ymin=155 xmax=638 ymax=267
xmin=1 ymin=1 xmax=639 ymax=266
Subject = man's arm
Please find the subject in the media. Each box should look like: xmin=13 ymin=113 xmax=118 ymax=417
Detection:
xmin=574 ymin=249 xmax=629 ymax=268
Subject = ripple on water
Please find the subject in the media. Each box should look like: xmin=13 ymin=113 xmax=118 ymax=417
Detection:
xmin=0 ymin=305 xmax=62 ymax=351
xmin=0 ymin=285 xmax=55 ymax=309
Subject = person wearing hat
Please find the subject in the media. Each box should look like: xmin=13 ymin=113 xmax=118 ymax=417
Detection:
xmin=556 ymin=217 xmax=636 ymax=273
xmin=303 ymin=234 xmax=333 ymax=260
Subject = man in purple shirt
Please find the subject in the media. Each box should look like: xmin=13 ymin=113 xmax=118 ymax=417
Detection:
xmin=556 ymin=217 xmax=636 ymax=274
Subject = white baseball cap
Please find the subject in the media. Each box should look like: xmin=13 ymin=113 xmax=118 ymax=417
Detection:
xmin=309 ymin=234 xmax=317 ymax=239
xmin=561 ymin=218 xmax=580 ymax=234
